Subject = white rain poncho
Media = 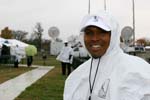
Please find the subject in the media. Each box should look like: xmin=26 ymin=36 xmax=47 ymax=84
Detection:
xmin=64 ymin=11 xmax=150 ymax=100
xmin=13 ymin=45 xmax=23 ymax=62
xmin=56 ymin=44 xmax=73 ymax=64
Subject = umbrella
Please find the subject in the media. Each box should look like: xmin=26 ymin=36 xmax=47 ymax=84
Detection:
xmin=25 ymin=45 xmax=37 ymax=56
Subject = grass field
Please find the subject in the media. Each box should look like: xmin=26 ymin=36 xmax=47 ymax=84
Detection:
xmin=0 ymin=55 xmax=67 ymax=100
xmin=0 ymin=66 xmax=34 ymax=84
xmin=14 ymin=55 xmax=67 ymax=100
xmin=1 ymin=51 xmax=149 ymax=100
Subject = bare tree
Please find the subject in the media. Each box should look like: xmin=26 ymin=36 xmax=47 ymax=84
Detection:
xmin=12 ymin=30 xmax=28 ymax=40
xmin=33 ymin=22 xmax=44 ymax=51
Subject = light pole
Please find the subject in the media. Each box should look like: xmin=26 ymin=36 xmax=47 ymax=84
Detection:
xmin=88 ymin=0 xmax=91 ymax=14
xmin=132 ymin=0 xmax=135 ymax=45
xmin=104 ymin=0 xmax=107 ymax=11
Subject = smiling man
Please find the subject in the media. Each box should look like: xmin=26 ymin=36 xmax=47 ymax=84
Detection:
xmin=63 ymin=11 xmax=150 ymax=100
xmin=84 ymin=25 xmax=111 ymax=58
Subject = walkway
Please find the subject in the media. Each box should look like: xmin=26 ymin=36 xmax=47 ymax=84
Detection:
xmin=0 ymin=65 xmax=54 ymax=100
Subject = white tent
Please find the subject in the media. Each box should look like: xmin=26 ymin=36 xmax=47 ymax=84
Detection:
xmin=0 ymin=38 xmax=5 ymax=55
xmin=0 ymin=37 xmax=29 ymax=58
xmin=7 ymin=39 xmax=28 ymax=47
xmin=0 ymin=37 xmax=11 ymax=47
xmin=0 ymin=37 xmax=6 ymax=48
xmin=0 ymin=37 xmax=5 ymax=42
xmin=8 ymin=39 xmax=29 ymax=59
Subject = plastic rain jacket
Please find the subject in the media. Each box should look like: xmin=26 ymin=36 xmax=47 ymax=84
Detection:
xmin=63 ymin=11 xmax=150 ymax=100
xmin=56 ymin=45 xmax=73 ymax=64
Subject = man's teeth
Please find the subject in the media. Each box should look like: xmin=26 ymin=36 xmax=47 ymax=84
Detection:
xmin=92 ymin=45 xmax=101 ymax=48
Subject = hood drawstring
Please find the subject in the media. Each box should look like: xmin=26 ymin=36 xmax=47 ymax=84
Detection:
xmin=89 ymin=58 xmax=101 ymax=100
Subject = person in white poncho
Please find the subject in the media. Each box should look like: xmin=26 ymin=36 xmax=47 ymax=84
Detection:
xmin=14 ymin=45 xmax=22 ymax=68
xmin=63 ymin=11 xmax=150 ymax=100
xmin=56 ymin=42 xmax=73 ymax=76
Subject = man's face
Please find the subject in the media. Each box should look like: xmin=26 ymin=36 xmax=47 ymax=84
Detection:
xmin=84 ymin=26 xmax=111 ymax=58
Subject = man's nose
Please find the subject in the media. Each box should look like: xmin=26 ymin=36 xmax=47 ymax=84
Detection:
xmin=91 ymin=33 xmax=99 ymax=41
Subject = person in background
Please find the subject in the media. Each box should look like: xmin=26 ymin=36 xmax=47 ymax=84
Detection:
xmin=27 ymin=56 xmax=33 ymax=67
xmin=1 ymin=44 xmax=10 ymax=64
xmin=64 ymin=11 xmax=150 ymax=100
xmin=14 ymin=45 xmax=22 ymax=68
xmin=42 ymin=51 xmax=47 ymax=65
xmin=56 ymin=42 xmax=73 ymax=76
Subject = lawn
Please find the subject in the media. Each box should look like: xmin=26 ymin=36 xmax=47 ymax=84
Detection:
xmin=0 ymin=65 xmax=34 ymax=84
xmin=14 ymin=55 xmax=67 ymax=100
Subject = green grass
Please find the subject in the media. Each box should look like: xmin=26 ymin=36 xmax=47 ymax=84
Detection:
xmin=0 ymin=55 xmax=67 ymax=100
xmin=15 ymin=55 xmax=67 ymax=100
xmin=0 ymin=65 xmax=34 ymax=84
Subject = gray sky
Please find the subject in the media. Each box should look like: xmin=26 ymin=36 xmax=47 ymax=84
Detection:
xmin=0 ymin=0 xmax=149 ymax=41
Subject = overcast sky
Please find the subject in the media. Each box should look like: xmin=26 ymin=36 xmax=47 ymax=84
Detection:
xmin=0 ymin=0 xmax=149 ymax=41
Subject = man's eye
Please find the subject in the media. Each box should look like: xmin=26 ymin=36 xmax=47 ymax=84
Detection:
xmin=85 ymin=31 xmax=93 ymax=35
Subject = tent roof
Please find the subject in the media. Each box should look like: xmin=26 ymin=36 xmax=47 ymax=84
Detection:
xmin=0 ymin=37 xmax=28 ymax=48
xmin=7 ymin=39 xmax=28 ymax=47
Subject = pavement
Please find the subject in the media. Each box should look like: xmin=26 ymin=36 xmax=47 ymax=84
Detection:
xmin=0 ymin=64 xmax=54 ymax=100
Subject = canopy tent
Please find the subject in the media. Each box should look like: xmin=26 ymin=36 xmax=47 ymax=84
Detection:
xmin=0 ymin=38 xmax=14 ymax=47
xmin=0 ymin=38 xmax=28 ymax=47
xmin=0 ymin=37 xmax=29 ymax=59
xmin=0 ymin=37 xmax=5 ymax=43
xmin=7 ymin=39 xmax=28 ymax=47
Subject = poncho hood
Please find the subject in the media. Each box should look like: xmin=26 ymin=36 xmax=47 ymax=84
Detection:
xmin=79 ymin=11 xmax=121 ymax=58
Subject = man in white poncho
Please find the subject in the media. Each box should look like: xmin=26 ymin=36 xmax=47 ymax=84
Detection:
xmin=14 ymin=45 xmax=23 ymax=68
xmin=56 ymin=42 xmax=73 ymax=76
xmin=63 ymin=11 xmax=150 ymax=100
